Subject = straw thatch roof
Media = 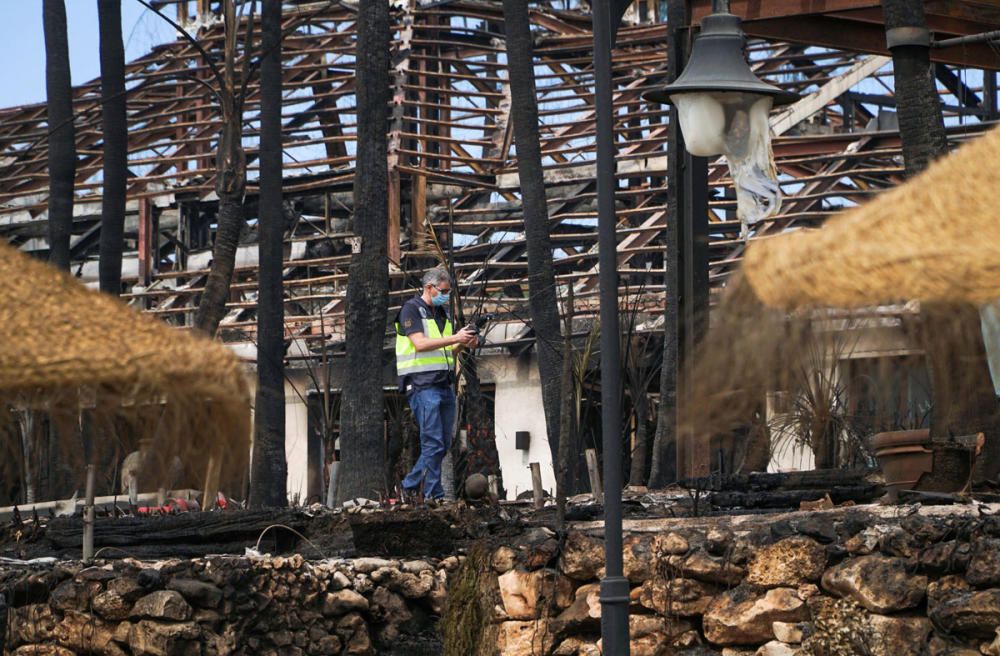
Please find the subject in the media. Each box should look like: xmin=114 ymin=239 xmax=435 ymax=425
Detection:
xmin=0 ymin=240 xmax=250 ymax=486
xmin=744 ymin=125 xmax=1000 ymax=309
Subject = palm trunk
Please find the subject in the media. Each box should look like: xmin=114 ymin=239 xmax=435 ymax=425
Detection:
xmin=883 ymin=0 xmax=1000 ymax=481
xmin=629 ymin=389 xmax=650 ymax=486
xmin=813 ymin=424 xmax=837 ymax=470
xmin=87 ymin=0 xmax=118 ymax=491
xmin=649 ymin=0 xmax=685 ymax=488
xmin=193 ymin=1 xmax=247 ymax=337
xmin=97 ymin=0 xmax=128 ymax=295
xmin=17 ymin=412 xmax=36 ymax=505
xmin=739 ymin=405 xmax=770 ymax=473
xmin=458 ymin=354 xmax=502 ymax=480
xmin=194 ymin=193 xmax=245 ymax=335
xmin=557 ymin=286 xmax=576 ymax=528
xmin=250 ymin=0 xmax=288 ymax=507
xmin=98 ymin=0 xmax=128 ymax=294
xmin=882 ymin=0 xmax=948 ymax=178
xmin=43 ymin=0 xmax=75 ymax=271
xmin=502 ymin=0 xmax=564 ymax=466
xmin=336 ymin=0 xmax=390 ymax=503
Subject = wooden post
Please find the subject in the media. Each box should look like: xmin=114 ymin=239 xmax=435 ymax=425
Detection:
xmin=412 ymin=56 xmax=428 ymax=251
xmin=681 ymin=150 xmax=710 ymax=479
xmin=202 ymin=456 xmax=221 ymax=511
xmin=487 ymin=474 xmax=499 ymax=500
xmin=530 ymin=462 xmax=544 ymax=509
xmin=137 ymin=197 xmax=154 ymax=286
xmin=127 ymin=476 xmax=138 ymax=509
xmin=326 ymin=461 xmax=340 ymax=508
xmin=83 ymin=465 xmax=95 ymax=562
xmin=985 ymin=71 xmax=998 ymax=120
xmin=412 ymin=174 xmax=427 ymax=251
xmin=387 ymin=169 xmax=401 ymax=264
xmin=385 ymin=0 xmax=415 ymax=265
xmin=585 ymin=448 xmax=603 ymax=504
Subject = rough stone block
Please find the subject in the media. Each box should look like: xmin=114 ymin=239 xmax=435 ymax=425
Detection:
xmin=498 ymin=568 xmax=572 ymax=620
xmin=638 ymin=577 xmax=717 ymax=617
xmin=821 ymin=555 xmax=927 ymax=613
xmin=130 ymin=590 xmax=193 ymax=622
xmin=322 ymin=589 xmax=369 ymax=617
xmin=167 ymin=579 xmax=223 ymax=609
xmin=747 ymin=537 xmax=826 ymax=588
xmin=703 ymin=586 xmax=809 ymax=646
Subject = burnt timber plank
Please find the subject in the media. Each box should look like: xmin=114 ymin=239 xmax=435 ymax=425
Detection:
xmin=46 ymin=510 xmax=309 ymax=551
xmin=681 ymin=468 xmax=874 ymax=492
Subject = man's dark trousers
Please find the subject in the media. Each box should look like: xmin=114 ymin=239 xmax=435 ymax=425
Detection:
xmin=401 ymin=385 xmax=457 ymax=498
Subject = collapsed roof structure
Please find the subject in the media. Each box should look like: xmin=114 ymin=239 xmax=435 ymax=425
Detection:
xmin=0 ymin=0 xmax=996 ymax=355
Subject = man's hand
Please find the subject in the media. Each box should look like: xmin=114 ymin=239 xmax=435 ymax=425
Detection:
xmin=453 ymin=326 xmax=478 ymax=347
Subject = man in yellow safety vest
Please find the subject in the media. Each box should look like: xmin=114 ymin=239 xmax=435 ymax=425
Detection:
xmin=395 ymin=266 xmax=478 ymax=499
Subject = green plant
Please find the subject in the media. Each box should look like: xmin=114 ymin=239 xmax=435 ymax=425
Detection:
xmin=767 ymin=328 xmax=872 ymax=470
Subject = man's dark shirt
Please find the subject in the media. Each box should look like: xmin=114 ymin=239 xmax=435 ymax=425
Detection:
xmin=397 ymin=295 xmax=452 ymax=393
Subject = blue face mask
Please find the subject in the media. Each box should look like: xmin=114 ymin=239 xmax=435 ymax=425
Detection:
xmin=432 ymin=292 xmax=450 ymax=307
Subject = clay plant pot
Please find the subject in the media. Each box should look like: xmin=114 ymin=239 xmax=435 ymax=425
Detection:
xmin=872 ymin=429 xmax=933 ymax=495
xmin=873 ymin=428 xmax=978 ymax=495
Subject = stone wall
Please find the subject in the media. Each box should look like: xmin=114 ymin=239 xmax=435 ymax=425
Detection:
xmin=484 ymin=505 xmax=1000 ymax=655
xmin=2 ymin=553 xmax=458 ymax=655
xmin=5 ymin=503 xmax=1000 ymax=655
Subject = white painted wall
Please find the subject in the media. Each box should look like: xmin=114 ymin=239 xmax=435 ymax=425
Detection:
xmin=245 ymin=373 xmax=313 ymax=504
xmin=284 ymin=381 xmax=310 ymax=504
xmin=483 ymin=353 xmax=556 ymax=500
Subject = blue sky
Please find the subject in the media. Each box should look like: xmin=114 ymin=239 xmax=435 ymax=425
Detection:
xmin=0 ymin=2 xmax=173 ymax=108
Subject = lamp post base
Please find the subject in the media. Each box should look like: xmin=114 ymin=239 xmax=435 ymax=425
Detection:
xmin=600 ymin=575 xmax=631 ymax=654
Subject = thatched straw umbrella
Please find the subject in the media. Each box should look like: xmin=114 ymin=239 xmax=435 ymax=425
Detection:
xmin=0 ymin=240 xmax=251 ymax=500
xmin=740 ymin=124 xmax=1000 ymax=483
xmin=744 ymin=125 xmax=1000 ymax=309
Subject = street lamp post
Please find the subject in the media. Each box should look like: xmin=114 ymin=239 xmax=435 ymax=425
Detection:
xmin=592 ymin=0 xmax=629 ymax=652
xmin=593 ymin=1 xmax=797 ymax=652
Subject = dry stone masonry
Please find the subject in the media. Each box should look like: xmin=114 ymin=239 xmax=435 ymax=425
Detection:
xmin=5 ymin=503 xmax=1000 ymax=654
xmin=2 ymin=553 xmax=457 ymax=655
xmin=480 ymin=504 xmax=1000 ymax=655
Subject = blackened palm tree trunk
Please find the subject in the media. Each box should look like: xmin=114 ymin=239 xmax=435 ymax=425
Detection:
xmin=883 ymin=0 xmax=1000 ymax=480
xmin=194 ymin=194 xmax=244 ymax=335
xmin=44 ymin=0 xmax=75 ymax=270
xmin=649 ymin=0 xmax=685 ymax=488
xmin=336 ymin=0 xmax=390 ymax=503
xmin=883 ymin=0 xmax=948 ymax=177
xmin=502 ymin=0 xmax=564 ymax=467
xmin=556 ymin=285 xmax=576 ymax=527
xmin=193 ymin=0 xmax=247 ymax=337
xmin=629 ymin=383 xmax=651 ymax=486
xmin=250 ymin=0 xmax=288 ymax=507
xmin=98 ymin=0 xmax=127 ymax=294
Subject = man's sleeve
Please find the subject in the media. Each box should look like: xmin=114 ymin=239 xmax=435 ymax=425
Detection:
xmin=400 ymin=302 xmax=423 ymax=337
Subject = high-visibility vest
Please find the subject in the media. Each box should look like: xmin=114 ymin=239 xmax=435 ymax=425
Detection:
xmin=395 ymin=302 xmax=455 ymax=376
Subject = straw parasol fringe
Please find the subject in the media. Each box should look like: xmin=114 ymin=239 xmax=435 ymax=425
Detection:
xmin=744 ymin=124 xmax=1000 ymax=309
xmin=0 ymin=240 xmax=251 ymax=495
